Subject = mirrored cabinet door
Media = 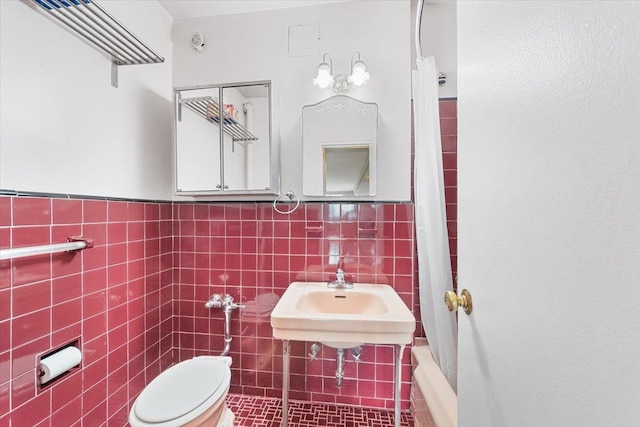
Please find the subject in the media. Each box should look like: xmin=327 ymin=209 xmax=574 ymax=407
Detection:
xmin=174 ymin=81 xmax=277 ymax=195
xmin=221 ymin=84 xmax=271 ymax=192
xmin=175 ymin=87 xmax=222 ymax=192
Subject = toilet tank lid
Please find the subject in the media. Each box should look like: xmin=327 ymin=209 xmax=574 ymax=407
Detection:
xmin=135 ymin=358 xmax=230 ymax=423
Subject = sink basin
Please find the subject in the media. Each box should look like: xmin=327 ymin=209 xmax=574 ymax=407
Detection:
xmin=271 ymin=282 xmax=416 ymax=349
xmin=295 ymin=290 xmax=388 ymax=315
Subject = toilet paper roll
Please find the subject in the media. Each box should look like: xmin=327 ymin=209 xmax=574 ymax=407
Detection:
xmin=40 ymin=346 xmax=82 ymax=384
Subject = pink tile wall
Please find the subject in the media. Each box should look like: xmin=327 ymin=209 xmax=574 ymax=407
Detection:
xmin=0 ymin=196 xmax=173 ymax=426
xmin=439 ymin=100 xmax=458 ymax=282
xmin=172 ymin=202 xmax=415 ymax=410
xmin=0 ymin=100 xmax=456 ymax=425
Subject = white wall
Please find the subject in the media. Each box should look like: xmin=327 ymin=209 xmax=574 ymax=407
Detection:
xmin=0 ymin=0 xmax=173 ymax=200
xmin=458 ymin=2 xmax=640 ymax=426
xmin=172 ymin=0 xmax=411 ymax=201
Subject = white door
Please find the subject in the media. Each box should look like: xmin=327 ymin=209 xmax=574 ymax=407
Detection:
xmin=457 ymin=2 xmax=640 ymax=426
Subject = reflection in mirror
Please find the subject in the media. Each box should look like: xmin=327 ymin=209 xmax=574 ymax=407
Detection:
xmin=222 ymin=84 xmax=270 ymax=191
xmin=174 ymin=81 xmax=276 ymax=195
xmin=302 ymin=95 xmax=378 ymax=197
xmin=175 ymin=87 xmax=221 ymax=192
xmin=324 ymin=146 xmax=370 ymax=196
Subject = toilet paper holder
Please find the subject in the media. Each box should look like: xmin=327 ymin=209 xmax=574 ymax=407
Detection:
xmin=37 ymin=339 xmax=82 ymax=388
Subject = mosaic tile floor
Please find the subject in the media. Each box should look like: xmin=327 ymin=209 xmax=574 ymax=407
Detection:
xmin=226 ymin=394 xmax=414 ymax=427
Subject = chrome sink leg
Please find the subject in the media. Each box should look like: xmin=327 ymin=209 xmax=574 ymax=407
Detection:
xmin=394 ymin=344 xmax=406 ymax=427
xmin=282 ymin=339 xmax=290 ymax=427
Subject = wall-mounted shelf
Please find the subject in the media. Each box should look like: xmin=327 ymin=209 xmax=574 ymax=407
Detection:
xmin=181 ymin=96 xmax=259 ymax=142
xmin=30 ymin=0 xmax=164 ymax=88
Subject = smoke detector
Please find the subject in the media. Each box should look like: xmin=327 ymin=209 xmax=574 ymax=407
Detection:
xmin=189 ymin=32 xmax=205 ymax=52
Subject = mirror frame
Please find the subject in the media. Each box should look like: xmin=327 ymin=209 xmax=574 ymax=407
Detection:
xmin=173 ymin=80 xmax=280 ymax=196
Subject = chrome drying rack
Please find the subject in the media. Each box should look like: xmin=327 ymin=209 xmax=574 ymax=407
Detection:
xmin=181 ymin=96 xmax=259 ymax=142
xmin=29 ymin=0 xmax=164 ymax=88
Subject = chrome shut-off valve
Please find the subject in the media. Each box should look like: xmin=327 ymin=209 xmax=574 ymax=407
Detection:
xmin=351 ymin=346 xmax=363 ymax=362
xmin=308 ymin=343 xmax=321 ymax=360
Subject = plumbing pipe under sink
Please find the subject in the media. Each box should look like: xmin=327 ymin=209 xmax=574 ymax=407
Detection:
xmin=335 ymin=348 xmax=345 ymax=387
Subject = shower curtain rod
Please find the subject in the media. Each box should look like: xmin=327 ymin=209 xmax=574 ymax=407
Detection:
xmin=416 ymin=0 xmax=425 ymax=58
xmin=415 ymin=0 xmax=447 ymax=86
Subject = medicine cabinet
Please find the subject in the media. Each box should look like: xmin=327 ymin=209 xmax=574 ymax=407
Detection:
xmin=174 ymin=81 xmax=280 ymax=195
xmin=302 ymin=95 xmax=378 ymax=197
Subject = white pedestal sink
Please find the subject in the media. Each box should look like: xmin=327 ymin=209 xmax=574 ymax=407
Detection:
xmin=271 ymin=282 xmax=416 ymax=427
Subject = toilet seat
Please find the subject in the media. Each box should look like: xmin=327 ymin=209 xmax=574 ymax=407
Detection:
xmin=131 ymin=357 xmax=231 ymax=426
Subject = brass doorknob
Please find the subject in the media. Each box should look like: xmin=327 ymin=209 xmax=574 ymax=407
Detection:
xmin=444 ymin=289 xmax=473 ymax=315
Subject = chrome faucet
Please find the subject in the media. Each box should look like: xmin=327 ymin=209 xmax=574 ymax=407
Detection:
xmin=328 ymin=267 xmax=353 ymax=289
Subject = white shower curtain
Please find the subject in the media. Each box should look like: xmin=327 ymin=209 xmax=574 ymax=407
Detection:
xmin=412 ymin=56 xmax=458 ymax=391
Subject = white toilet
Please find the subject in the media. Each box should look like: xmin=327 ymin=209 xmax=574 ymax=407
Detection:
xmin=129 ymin=356 xmax=235 ymax=427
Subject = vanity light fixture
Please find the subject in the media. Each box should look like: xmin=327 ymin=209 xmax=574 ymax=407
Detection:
xmin=347 ymin=52 xmax=370 ymax=86
xmin=313 ymin=53 xmax=334 ymax=89
xmin=313 ymin=51 xmax=371 ymax=93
